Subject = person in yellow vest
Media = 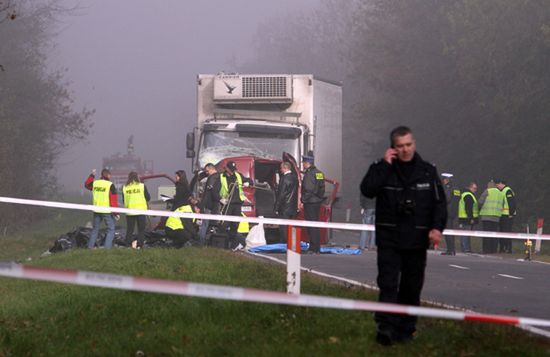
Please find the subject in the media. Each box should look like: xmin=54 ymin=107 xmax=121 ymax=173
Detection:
xmin=84 ymin=168 xmax=119 ymax=249
xmin=122 ymin=171 xmax=150 ymax=249
xmin=232 ymin=213 xmax=250 ymax=251
xmin=478 ymin=179 xmax=504 ymax=254
xmin=219 ymin=161 xmax=253 ymax=247
xmin=457 ymin=181 xmax=479 ymax=253
xmin=496 ymin=179 xmax=516 ymax=253
xmin=164 ymin=204 xmax=197 ymax=247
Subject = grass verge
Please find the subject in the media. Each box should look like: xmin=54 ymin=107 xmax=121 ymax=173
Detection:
xmin=0 ymin=248 xmax=549 ymax=356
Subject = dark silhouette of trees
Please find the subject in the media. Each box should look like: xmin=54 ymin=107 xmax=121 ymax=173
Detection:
xmin=249 ymin=0 xmax=550 ymax=227
xmin=0 ymin=1 xmax=93 ymax=231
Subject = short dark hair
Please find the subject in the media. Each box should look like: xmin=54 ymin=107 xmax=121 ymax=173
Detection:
xmin=101 ymin=168 xmax=111 ymax=177
xmin=390 ymin=126 xmax=413 ymax=146
xmin=204 ymin=163 xmax=215 ymax=170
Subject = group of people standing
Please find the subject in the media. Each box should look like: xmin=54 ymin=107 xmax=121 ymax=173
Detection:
xmin=193 ymin=155 xmax=326 ymax=253
xmin=84 ymin=153 xmax=327 ymax=251
xmin=84 ymin=168 xmax=196 ymax=249
xmin=442 ymin=176 xmax=517 ymax=255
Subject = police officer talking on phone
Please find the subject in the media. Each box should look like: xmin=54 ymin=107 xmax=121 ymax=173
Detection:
xmin=360 ymin=126 xmax=447 ymax=346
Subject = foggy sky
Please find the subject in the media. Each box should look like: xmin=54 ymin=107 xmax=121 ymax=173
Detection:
xmin=50 ymin=0 xmax=320 ymax=190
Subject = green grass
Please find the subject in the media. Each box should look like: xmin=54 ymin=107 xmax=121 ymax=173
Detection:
xmin=0 ymin=208 xmax=549 ymax=355
xmin=0 ymin=207 xmax=91 ymax=262
xmin=0 ymin=249 xmax=549 ymax=356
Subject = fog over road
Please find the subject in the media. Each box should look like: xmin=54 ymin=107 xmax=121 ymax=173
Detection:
xmin=49 ymin=0 xmax=320 ymax=191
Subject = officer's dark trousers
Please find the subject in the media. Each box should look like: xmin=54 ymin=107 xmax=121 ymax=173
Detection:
xmin=482 ymin=221 xmax=499 ymax=253
xmin=303 ymin=203 xmax=321 ymax=252
xmin=278 ymin=212 xmax=296 ymax=243
xmin=444 ymin=217 xmax=455 ymax=253
xmin=126 ymin=215 xmax=146 ymax=247
xmin=224 ymin=203 xmax=243 ymax=242
xmin=499 ymin=216 xmax=514 ymax=253
xmin=165 ymin=227 xmax=192 ymax=248
xmin=375 ymin=246 xmax=427 ymax=336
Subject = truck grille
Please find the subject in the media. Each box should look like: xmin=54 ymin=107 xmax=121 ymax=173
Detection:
xmin=242 ymin=76 xmax=287 ymax=98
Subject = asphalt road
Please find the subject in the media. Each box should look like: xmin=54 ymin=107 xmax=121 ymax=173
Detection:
xmin=268 ymin=232 xmax=550 ymax=321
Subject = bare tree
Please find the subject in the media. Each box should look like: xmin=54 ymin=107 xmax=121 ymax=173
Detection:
xmin=0 ymin=0 xmax=17 ymax=23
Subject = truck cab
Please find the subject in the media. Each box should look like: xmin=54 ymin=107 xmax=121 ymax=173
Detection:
xmin=192 ymin=153 xmax=339 ymax=244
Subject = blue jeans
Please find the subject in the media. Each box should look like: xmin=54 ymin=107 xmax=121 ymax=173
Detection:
xmin=198 ymin=208 xmax=212 ymax=244
xmin=360 ymin=209 xmax=376 ymax=249
xmin=89 ymin=213 xmax=115 ymax=249
xmin=458 ymin=222 xmax=474 ymax=253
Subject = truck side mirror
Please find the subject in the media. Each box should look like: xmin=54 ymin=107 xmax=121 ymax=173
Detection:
xmin=186 ymin=149 xmax=195 ymax=158
xmin=186 ymin=132 xmax=195 ymax=151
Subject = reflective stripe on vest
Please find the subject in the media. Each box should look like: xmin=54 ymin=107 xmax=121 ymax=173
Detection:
xmin=92 ymin=179 xmax=112 ymax=213
xmin=220 ymin=172 xmax=246 ymax=201
xmin=502 ymin=186 xmax=514 ymax=215
xmin=479 ymin=188 xmax=503 ymax=217
xmin=238 ymin=212 xmax=250 ymax=233
xmin=123 ymin=182 xmax=147 ymax=215
xmin=165 ymin=205 xmax=193 ymax=230
xmin=458 ymin=191 xmax=479 ymax=219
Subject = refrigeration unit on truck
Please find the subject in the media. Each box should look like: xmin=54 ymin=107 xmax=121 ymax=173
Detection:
xmin=187 ymin=73 xmax=342 ymax=192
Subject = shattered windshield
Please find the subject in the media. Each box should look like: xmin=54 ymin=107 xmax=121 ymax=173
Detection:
xmin=198 ymin=130 xmax=299 ymax=167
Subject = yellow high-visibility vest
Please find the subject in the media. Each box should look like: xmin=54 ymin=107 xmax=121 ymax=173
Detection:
xmin=479 ymin=188 xmax=504 ymax=217
xmin=502 ymin=186 xmax=515 ymax=215
xmin=123 ymin=182 xmax=147 ymax=216
xmin=238 ymin=212 xmax=250 ymax=233
xmin=92 ymin=179 xmax=112 ymax=213
xmin=165 ymin=205 xmax=193 ymax=230
xmin=220 ymin=172 xmax=246 ymax=202
xmin=458 ymin=191 xmax=479 ymax=219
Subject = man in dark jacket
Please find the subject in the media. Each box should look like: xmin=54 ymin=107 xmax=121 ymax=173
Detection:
xmin=360 ymin=126 xmax=447 ymax=346
xmin=275 ymin=161 xmax=298 ymax=242
xmin=441 ymin=173 xmax=460 ymax=255
xmin=196 ymin=163 xmax=221 ymax=242
xmin=301 ymin=154 xmax=325 ymax=254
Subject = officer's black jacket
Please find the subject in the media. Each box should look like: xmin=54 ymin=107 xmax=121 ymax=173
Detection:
xmin=275 ymin=171 xmax=298 ymax=216
xmin=301 ymin=165 xmax=325 ymax=204
xmin=360 ymin=153 xmax=447 ymax=249
xmin=198 ymin=173 xmax=221 ymax=212
xmin=173 ymin=182 xmax=191 ymax=209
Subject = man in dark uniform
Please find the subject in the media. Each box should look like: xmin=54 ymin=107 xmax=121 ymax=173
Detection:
xmin=441 ymin=173 xmax=460 ymax=255
xmin=360 ymin=126 xmax=447 ymax=346
xmin=275 ymin=161 xmax=298 ymax=242
xmin=301 ymin=154 xmax=325 ymax=254
xmin=196 ymin=163 xmax=221 ymax=243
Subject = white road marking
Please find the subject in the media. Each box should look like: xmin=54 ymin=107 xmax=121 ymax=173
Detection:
xmin=498 ymin=274 xmax=524 ymax=280
xmin=449 ymin=264 xmax=470 ymax=270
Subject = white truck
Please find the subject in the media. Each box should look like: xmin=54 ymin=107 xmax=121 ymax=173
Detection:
xmin=186 ymin=73 xmax=343 ymax=189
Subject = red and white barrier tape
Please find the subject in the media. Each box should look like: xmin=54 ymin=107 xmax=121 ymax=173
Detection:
xmin=0 ymin=262 xmax=549 ymax=327
xmin=0 ymin=196 xmax=548 ymax=240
